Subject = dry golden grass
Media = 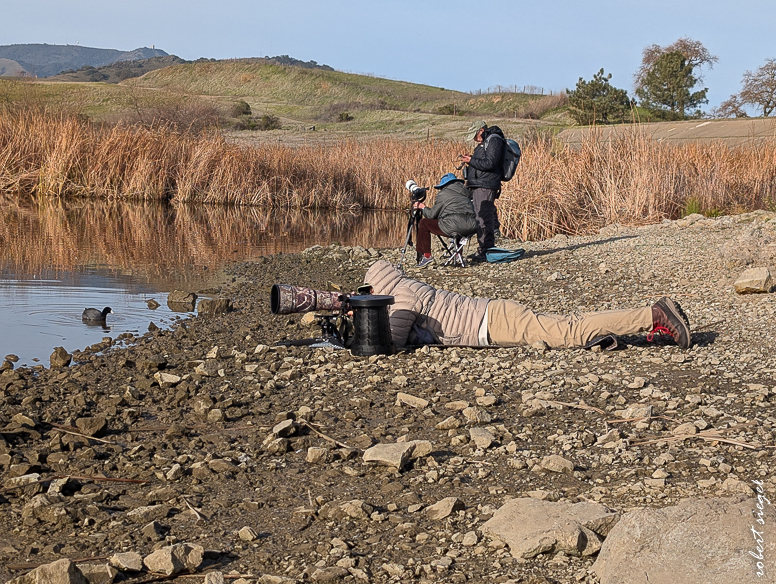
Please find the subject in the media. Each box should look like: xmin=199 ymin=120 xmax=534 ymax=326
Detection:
xmin=2 ymin=109 xmax=775 ymax=241
xmin=499 ymin=127 xmax=776 ymax=240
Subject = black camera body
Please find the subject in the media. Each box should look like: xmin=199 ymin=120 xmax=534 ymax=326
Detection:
xmin=405 ymin=180 xmax=427 ymax=203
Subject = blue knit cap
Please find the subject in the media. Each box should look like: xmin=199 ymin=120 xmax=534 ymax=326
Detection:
xmin=433 ymin=173 xmax=462 ymax=189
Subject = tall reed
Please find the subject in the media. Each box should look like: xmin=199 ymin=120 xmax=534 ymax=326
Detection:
xmin=2 ymin=109 xmax=775 ymax=240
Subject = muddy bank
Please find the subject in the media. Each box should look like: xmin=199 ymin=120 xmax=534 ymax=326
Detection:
xmin=1 ymin=212 xmax=775 ymax=583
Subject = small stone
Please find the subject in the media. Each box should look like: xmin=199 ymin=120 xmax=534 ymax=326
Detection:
xmin=207 ymin=409 xmax=225 ymax=423
xmin=197 ymin=297 xmax=233 ymax=316
xmin=50 ymin=347 xmax=72 ymax=368
xmin=126 ymin=504 xmax=170 ymax=524
xmin=77 ymin=563 xmax=117 ymax=584
xmin=75 ymin=415 xmax=107 ymax=437
xmin=146 ymin=299 xmax=161 ymax=309
xmin=672 ymin=422 xmax=698 ymax=435
xmin=12 ymin=413 xmax=36 ymax=428
xmin=204 ymin=572 xmax=224 ymax=584
xmin=462 ymin=531 xmax=479 ymax=546
xmin=153 ymin=372 xmax=181 ymax=387
xmin=540 ymin=454 xmax=574 ymax=474
xmin=396 ymin=392 xmax=429 ymax=409
xmin=363 ymin=442 xmax=415 ymax=470
xmin=435 ymin=416 xmax=461 ymax=430
xmin=110 ymin=552 xmax=144 ymax=571
xmin=306 ymin=447 xmax=330 ymax=464
xmin=425 ymin=497 xmax=465 ymax=520
xmin=340 ymin=500 xmax=374 ymax=520
xmin=208 ymin=458 xmax=237 ymax=473
xmin=734 ymin=267 xmax=773 ymax=294
xmin=141 ymin=522 xmax=165 ymax=541
xmin=463 ymin=406 xmax=491 ymax=423
xmin=469 ymin=427 xmax=495 ymax=449
xmin=239 ymin=526 xmax=258 ymax=541
xmin=272 ymin=419 xmax=297 ymax=438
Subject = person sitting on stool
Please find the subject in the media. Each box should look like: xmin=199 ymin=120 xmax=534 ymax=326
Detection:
xmin=412 ymin=173 xmax=477 ymax=268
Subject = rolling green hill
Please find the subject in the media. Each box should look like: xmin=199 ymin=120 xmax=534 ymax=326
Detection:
xmin=1 ymin=57 xmax=570 ymax=141
xmin=135 ymin=59 xmax=552 ymax=119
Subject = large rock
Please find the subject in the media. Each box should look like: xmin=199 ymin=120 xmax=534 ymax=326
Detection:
xmin=482 ymin=498 xmax=620 ymax=559
xmin=8 ymin=559 xmax=89 ymax=584
xmin=734 ymin=267 xmax=773 ymax=294
xmin=362 ymin=442 xmax=415 ymax=470
xmin=592 ymin=496 xmax=775 ymax=584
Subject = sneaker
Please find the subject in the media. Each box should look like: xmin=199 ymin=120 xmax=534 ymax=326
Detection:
xmin=417 ymin=256 xmax=434 ymax=268
xmin=469 ymin=252 xmax=487 ymax=264
xmin=649 ymin=297 xmax=691 ymax=349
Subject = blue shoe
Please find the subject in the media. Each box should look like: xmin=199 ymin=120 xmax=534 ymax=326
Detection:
xmin=417 ymin=256 xmax=434 ymax=268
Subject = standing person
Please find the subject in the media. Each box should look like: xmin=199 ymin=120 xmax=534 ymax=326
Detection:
xmin=411 ymin=173 xmax=477 ymax=268
xmin=460 ymin=120 xmax=505 ymax=262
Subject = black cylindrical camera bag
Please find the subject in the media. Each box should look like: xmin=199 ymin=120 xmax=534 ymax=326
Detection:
xmin=349 ymin=295 xmax=395 ymax=356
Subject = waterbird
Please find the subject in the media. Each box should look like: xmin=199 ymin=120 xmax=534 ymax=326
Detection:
xmin=82 ymin=307 xmax=113 ymax=324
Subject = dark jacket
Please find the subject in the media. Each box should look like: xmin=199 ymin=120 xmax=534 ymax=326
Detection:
xmin=421 ymin=180 xmax=477 ymax=237
xmin=466 ymin=125 xmax=505 ymax=191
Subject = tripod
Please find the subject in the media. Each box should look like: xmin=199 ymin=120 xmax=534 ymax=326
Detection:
xmin=397 ymin=206 xmax=423 ymax=272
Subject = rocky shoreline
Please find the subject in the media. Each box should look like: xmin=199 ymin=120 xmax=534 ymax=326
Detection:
xmin=1 ymin=211 xmax=775 ymax=584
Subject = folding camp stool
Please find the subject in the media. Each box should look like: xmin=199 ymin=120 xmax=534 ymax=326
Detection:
xmin=436 ymin=234 xmax=470 ymax=267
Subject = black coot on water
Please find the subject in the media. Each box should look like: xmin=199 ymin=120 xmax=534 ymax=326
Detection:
xmin=82 ymin=307 xmax=113 ymax=324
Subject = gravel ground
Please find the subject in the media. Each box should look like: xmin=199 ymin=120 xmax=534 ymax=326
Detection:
xmin=1 ymin=211 xmax=775 ymax=584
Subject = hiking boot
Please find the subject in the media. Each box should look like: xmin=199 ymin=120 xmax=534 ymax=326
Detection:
xmin=469 ymin=252 xmax=487 ymax=264
xmin=650 ymin=297 xmax=691 ymax=349
xmin=417 ymin=256 xmax=434 ymax=269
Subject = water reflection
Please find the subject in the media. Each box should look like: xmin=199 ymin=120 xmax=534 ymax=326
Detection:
xmin=0 ymin=194 xmax=406 ymax=286
xmin=0 ymin=195 xmax=406 ymax=366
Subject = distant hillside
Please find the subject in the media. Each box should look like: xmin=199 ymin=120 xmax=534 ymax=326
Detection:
xmin=135 ymin=59 xmax=555 ymax=119
xmin=0 ymin=43 xmax=168 ymax=77
xmin=50 ymin=55 xmax=187 ymax=83
xmin=0 ymin=58 xmax=26 ymax=76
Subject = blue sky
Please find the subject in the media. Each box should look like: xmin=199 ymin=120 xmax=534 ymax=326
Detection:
xmin=3 ymin=0 xmax=775 ymax=110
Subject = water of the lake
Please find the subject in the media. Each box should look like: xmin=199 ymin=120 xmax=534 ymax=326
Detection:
xmin=0 ymin=195 xmax=405 ymax=368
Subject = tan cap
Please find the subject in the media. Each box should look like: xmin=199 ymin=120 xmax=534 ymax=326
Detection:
xmin=465 ymin=120 xmax=487 ymax=141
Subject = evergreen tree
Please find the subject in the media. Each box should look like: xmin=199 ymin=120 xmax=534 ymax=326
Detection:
xmin=567 ymin=69 xmax=632 ymax=125
xmin=635 ymin=52 xmax=708 ymax=120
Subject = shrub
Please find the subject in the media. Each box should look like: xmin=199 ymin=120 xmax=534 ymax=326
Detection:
xmin=436 ymin=104 xmax=462 ymax=116
xmin=256 ymin=114 xmax=281 ymax=130
xmin=231 ymin=100 xmax=252 ymax=117
xmin=337 ymin=112 xmax=353 ymax=122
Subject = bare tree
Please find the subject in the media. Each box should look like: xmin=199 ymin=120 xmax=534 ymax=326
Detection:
xmin=740 ymin=58 xmax=776 ymax=117
xmin=711 ymin=95 xmax=748 ymax=119
xmin=635 ymin=37 xmax=718 ymax=91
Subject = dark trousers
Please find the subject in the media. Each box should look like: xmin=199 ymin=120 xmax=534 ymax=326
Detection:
xmin=471 ymin=187 xmax=498 ymax=253
xmin=416 ymin=218 xmax=447 ymax=256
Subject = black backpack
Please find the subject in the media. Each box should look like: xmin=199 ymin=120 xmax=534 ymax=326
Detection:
xmin=501 ymin=137 xmax=521 ymax=181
